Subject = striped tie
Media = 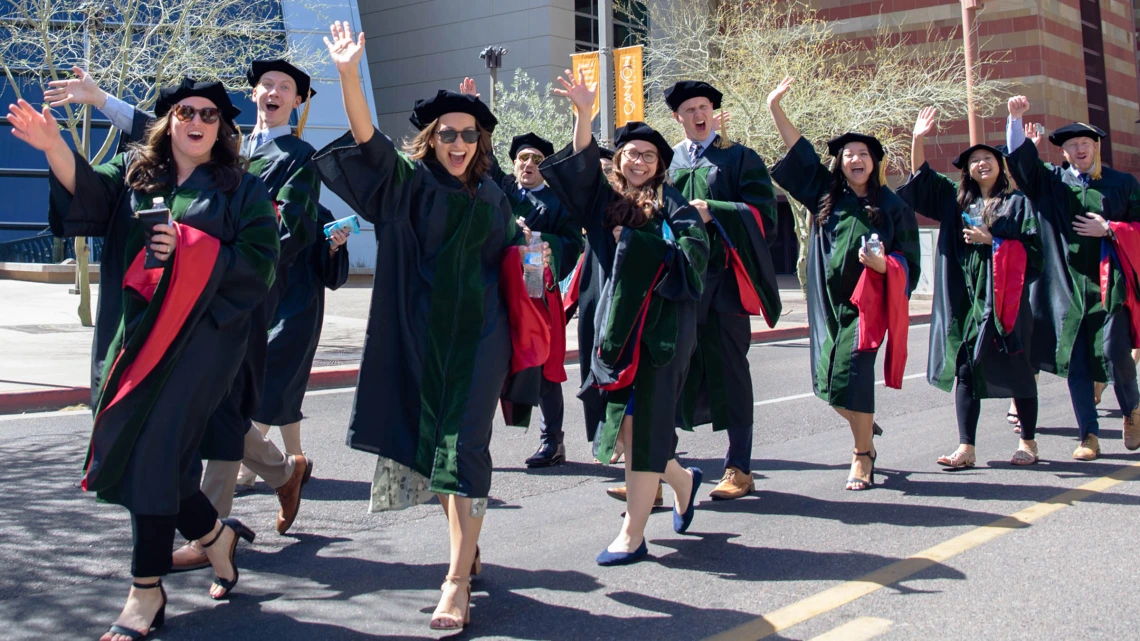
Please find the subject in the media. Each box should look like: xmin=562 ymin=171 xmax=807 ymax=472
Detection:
xmin=689 ymin=141 xmax=703 ymax=166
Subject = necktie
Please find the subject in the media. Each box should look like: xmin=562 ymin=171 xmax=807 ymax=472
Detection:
xmin=1079 ymin=173 xmax=1090 ymax=186
xmin=689 ymin=141 xmax=703 ymax=166
xmin=519 ymin=188 xmax=528 ymax=201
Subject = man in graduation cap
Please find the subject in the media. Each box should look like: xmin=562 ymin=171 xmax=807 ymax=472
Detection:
xmin=47 ymin=60 xmax=331 ymax=561
xmin=1006 ymin=95 xmax=1140 ymax=460
xmin=488 ymin=131 xmax=584 ymax=467
xmin=663 ymin=80 xmax=783 ymax=501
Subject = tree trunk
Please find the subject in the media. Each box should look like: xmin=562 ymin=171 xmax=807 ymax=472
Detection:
xmin=789 ymin=199 xmax=811 ymax=294
xmin=76 ymin=236 xmax=92 ymax=327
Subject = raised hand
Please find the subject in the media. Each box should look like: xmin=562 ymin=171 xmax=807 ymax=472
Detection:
xmin=324 ymin=21 xmax=366 ymax=73
xmin=712 ymin=110 xmax=731 ymax=130
xmin=913 ymin=106 xmax=938 ymax=138
xmin=1024 ymin=122 xmax=1042 ymax=147
xmin=44 ymin=66 xmax=105 ymax=108
xmin=459 ymin=77 xmax=480 ymax=99
xmin=767 ymin=76 xmax=794 ymax=109
xmin=553 ymin=68 xmax=596 ymax=115
xmin=1007 ymin=95 xmax=1030 ymax=119
xmin=7 ymin=99 xmax=65 ymax=151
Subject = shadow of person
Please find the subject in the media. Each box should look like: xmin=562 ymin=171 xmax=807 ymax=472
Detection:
xmin=650 ymin=532 xmax=964 ymax=588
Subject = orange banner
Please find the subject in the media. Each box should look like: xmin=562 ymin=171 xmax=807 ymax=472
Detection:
xmin=613 ymin=45 xmax=644 ymax=127
xmin=570 ymin=51 xmax=601 ymax=120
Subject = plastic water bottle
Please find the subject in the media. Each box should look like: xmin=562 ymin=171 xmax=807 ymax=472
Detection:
xmin=865 ymin=233 xmax=883 ymax=257
xmin=524 ymin=231 xmax=545 ymax=298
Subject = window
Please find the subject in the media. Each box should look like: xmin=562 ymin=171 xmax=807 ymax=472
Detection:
xmin=574 ymin=1 xmax=649 ymax=52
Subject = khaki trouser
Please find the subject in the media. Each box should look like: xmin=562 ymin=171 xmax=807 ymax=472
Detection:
xmin=200 ymin=425 xmax=295 ymax=518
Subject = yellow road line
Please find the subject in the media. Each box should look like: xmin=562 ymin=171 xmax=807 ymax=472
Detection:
xmin=706 ymin=461 xmax=1140 ymax=641
xmin=808 ymin=617 xmax=892 ymax=641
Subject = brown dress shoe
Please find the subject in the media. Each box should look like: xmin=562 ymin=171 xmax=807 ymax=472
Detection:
xmin=709 ymin=467 xmax=755 ymax=500
xmin=1125 ymin=410 xmax=1140 ymax=451
xmin=275 ymin=455 xmax=310 ymax=535
xmin=1073 ymin=434 xmax=1100 ymax=461
xmin=171 ymin=541 xmax=210 ymax=572
xmin=605 ymin=483 xmax=663 ymax=507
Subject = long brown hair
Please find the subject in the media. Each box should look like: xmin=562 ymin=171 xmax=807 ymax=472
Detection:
xmin=605 ymin=144 xmax=667 ymax=229
xmin=816 ymin=155 xmax=884 ymax=227
xmin=126 ymin=112 xmax=245 ymax=194
xmin=956 ymin=151 xmax=1012 ymax=227
xmin=402 ymin=118 xmax=493 ymax=194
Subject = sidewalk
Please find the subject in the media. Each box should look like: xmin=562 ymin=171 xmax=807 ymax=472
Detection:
xmin=0 ymin=276 xmax=931 ymax=413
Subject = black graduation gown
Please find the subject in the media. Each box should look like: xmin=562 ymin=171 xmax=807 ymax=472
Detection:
xmin=199 ymin=134 xmax=322 ymax=460
xmin=112 ymin=110 xmax=323 ymax=460
xmin=669 ymin=137 xmax=782 ymax=432
xmin=896 ymin=163 xmax=1041 ymax=398
xmin=253 ymin=205 xmax=350 ymax=425
xmin=1006 ymin=142 xmax=1140 ymax=383
xmin=541 ymin=138 xmax=709 ymax=472
xmin=771 ymin=138 xmax=921 ymax=413
xmin=313 ymin=129 xmax=523 ymax=499
xmin=49 ymin=152 xmax=278 ymax=514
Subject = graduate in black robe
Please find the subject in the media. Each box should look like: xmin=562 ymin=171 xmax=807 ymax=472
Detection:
xmin=768 ymin=76 xmax=921 ymax=491
xmin=899 ymin=107 xmax=1043 ymax=468
xmin=11 ymin=78 xmax=278 ymax=638
xmin=665 ymin=80 xmax=783 ymax=501
xmin=542 ymin=70 xmax=708 ymax=566
xmin=63 ymin=61 xmax=330 ymax=558
xmin=253 ymin=203 xmax=349 ymax=437
xmin=486 ymin=129 xmax=584 ymax=467
xmin=1005 ymin=95 xmax=1140 ymax=460
xmin=311 ymin=22 xmax=549 ymax=631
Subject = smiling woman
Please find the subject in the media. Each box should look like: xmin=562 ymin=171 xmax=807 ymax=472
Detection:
xmin=6 ymin=75 xmax=278 ymax=640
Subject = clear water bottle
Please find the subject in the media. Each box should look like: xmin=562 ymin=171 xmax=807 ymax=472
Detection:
xmin=524 ymin=231 xmax=545 ymax=298
xmin=865 ymin=233 xmax=883 ymax=257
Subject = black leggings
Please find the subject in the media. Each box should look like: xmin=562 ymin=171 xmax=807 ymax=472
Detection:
xmin=955 ymin=361 xmax=1038 ymax=445
xmin=130 ymin=490 xmax=218 ymax=577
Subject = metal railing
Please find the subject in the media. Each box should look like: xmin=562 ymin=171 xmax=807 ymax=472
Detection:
xmin=0 ymin=225 xmax=103 ymax=263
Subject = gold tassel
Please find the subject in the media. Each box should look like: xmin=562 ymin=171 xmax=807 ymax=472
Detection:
xmin=878 ymin=156 xmax=888 ymax=184
xmin=296 ymin=90 xmax=313 ymax=138
xmin=237 ymin=128 xmax=244 ymax=156
xmin=714 ymin=109 xmax=732 ymax=149
xmin=1090 ymin=143 xmax=1103 ymax=181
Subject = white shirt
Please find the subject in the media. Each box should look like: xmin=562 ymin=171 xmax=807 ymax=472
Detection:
xmin=684 ymin=130 xmax=719 ymax=157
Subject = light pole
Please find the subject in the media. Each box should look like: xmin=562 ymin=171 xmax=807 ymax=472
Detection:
xmin=479 ymin=46 xmax=507 ymax=109
xmin=597 ymin=1 xmax=615 ymax=146
xmin=961 ymin=0 xmax=984 ymax=145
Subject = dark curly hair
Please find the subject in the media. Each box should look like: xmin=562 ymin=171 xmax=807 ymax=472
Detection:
xmin=604 ymin=144 xmax=668 ymax=230
xmin=126 ymin=111 xmax=246 ymax=194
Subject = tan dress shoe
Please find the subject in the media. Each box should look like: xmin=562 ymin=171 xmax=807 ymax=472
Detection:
xmin=1073 ymin=434 xmax=1100 ymax=461
xmin=275 ymin=455 xmax=311 ymax=534
xmin=605 ymin=483 xmax=663 ymax=507
xmin=1125 ymin=410 xmax=1140 ymax=451
xmin=171 ymin=541 xmax=209 ymax=572
xmin=709 ymin=467 xmax=754 ymax=500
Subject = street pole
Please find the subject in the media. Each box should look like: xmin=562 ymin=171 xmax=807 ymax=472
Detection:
xmin=961 ymin=0 xmax=984 ymax=145
xmin=479 ymin=46 xmax=507 ymax=110
xmin=597 ymin=1 xmax=615 ymax=146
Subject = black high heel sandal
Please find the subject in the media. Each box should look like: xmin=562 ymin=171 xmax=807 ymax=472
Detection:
xmin=846 ymin=450 xmax=877 ymax=491
xmin=201 ymin=517 xmax=254 ymax=600
xmin=102 ymin=580 xmax=166 ymax=640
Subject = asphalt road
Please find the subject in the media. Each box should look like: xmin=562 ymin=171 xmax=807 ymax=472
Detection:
xmin=3 ymin=325 xmax=1139 ymax=640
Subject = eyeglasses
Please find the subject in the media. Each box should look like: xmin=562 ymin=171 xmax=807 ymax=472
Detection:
xmin=172 ymin=105 xmax=221 ymax=124
xmin=621 ymin=148 xmax=658 ymax=164
xmin=516 ymin=152 xmax=545 ymax=164
xmin=437 ymin=128 xmax=480 ymax=144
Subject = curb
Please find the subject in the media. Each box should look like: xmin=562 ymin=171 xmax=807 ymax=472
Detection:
xmin=0 ymin=313 xmax=934 ymax=415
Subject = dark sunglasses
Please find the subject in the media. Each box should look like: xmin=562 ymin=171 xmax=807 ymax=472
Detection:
xmin=172 ymin=105 xmax=221 ymax=124
xmin=437 ymin=128 xmax=479 ymax=144
xmin=516 ymin=152 xmax=545 ymax=164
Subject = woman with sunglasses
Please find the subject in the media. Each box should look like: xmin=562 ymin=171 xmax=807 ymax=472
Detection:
xmin=900 ymin=107 xmax=1043 ymax=467
xmin=313 ymin=23 xmax=549 ymax=631
xmin=767 ymin=76 xmax=921 ymax=491
xmin=8 ymin=77 xmax=278 ymax=640
xmin=541 ymin=69 xmax=708 ymax=565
